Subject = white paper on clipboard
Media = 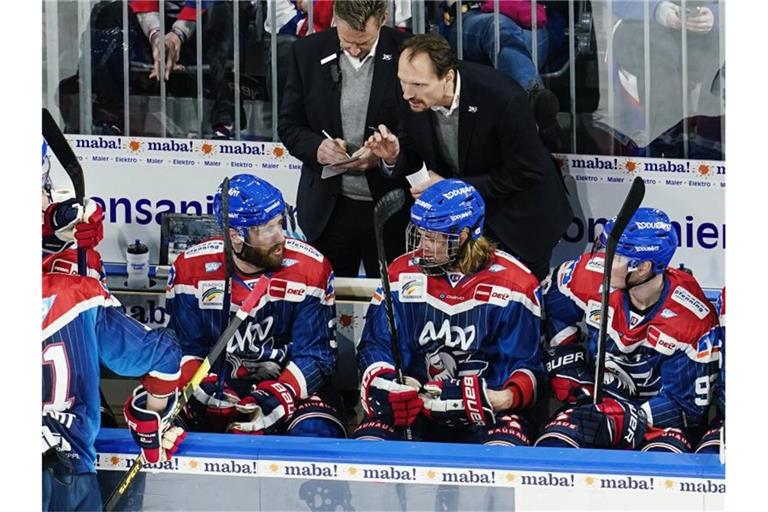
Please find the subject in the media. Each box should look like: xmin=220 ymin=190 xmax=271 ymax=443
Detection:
xmin=320 ymin=154 xmax=362 ymax=179
xmin=406 ymin=164 xmax=430 ymax=187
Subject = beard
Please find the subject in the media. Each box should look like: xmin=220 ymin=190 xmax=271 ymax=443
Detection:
xmin=235 ymin=241 xmax=285 ymax=270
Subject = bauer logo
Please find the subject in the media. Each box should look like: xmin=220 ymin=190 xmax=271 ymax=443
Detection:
xmin=635 ymin=221 xmax=671 ymax=231
xmin=443 ymin=186 xmax=473 ymax=200
xmin=449 ymin=210 xmax=473 ymax=222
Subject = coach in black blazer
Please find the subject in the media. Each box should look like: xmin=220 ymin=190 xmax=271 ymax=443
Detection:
xmin=278 ymin=1 xmax=410 ymax=277
xmin=368 ymin=33 xmax=572 ymax=281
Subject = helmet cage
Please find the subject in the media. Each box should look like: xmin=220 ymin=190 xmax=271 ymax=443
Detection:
xmin=406 ymin=222 xmax=462 ymax=276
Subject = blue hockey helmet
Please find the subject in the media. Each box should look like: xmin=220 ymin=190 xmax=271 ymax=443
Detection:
xmin=410 ymin=179 xmax=485 ymax=240
xmin=600 ymin=207 xmax=678 ymax=274
xmin=213 ymin=174 xmax=286 ymax=239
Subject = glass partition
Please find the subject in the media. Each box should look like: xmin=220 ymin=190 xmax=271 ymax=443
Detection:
xmin=42 ymin=0 xmax=725 ymax=159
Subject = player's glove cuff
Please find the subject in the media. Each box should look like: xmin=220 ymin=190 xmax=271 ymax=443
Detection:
xmin=124 ymin=385 xmax=186 ymax=464
xmin=421 ymin=375 xmax=495 ymax=428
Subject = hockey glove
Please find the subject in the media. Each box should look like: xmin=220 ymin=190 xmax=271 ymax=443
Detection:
xmin=570 ymin=398 xmax=648 ymax=449
xmin=42 ymin=199 xmax=104 ymax=254
xmin=544 ymin=344 xmax=594 ymax=403
xmin=228 ymin=380 xmax=297 ymax=435
xmin=420 ymin=376 xmax=495 ymax=428
xmin=360 ymin=363 xmax=423 ymax=426
xmin=484 ymin=414 xmax=531 ymax=446
xmin=124 ymin=386 xmax=186 ymax=464
xmin=182 ymin=374 xmax=241 ymax=432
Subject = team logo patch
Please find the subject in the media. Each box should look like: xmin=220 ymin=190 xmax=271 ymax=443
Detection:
xmin=559 ymin=260 xmax=577 ymax=287
xmin=400 ymin=273 xmax=426 ymax=302
xmin=488 ymin=264 xmax=506 ymax=273
xmin=281 ymin=258 xmax=299 ymax=268
xmin=585 ymin=257 xmax=605 ymax=274
xmin=42 ymin=296 xmax=56 ymax=322
xmin=585 ymin=299 xmax=613 ymax=328
xmin=269 ymin=279 xmax=307 ymax=302
xmin=185 ymin=240 xmax=224 ymax=258
xmin=671 ymin=287 xmax=709 ymax=319
xmin=198 ymin=280 xmax=225 ymax=309
xmin=205 ymin=262 xmax=222 ymax=273
xmin=167 ymin=266 xmax=176 ymax=287
xmin=446 ymin=272 xmax=465 ymax=288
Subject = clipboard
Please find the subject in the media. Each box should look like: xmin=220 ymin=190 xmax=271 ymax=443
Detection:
xmin=320 ymin=154 xmax=362 ymax=179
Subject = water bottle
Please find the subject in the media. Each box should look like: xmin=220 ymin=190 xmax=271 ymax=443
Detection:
xmin=126 ymin=239 xmax=150 ymax=289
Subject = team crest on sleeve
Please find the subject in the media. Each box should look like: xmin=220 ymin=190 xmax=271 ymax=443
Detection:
xmin=167 ymin=266 xmax=176 ymax=287
xmin=671 ymin=287 xmax=709 ymax=319
xmin=205 ymin=262 xmax=222 ymax=273
xmin=400 ymin=273 xmax=426 ymax=302
xmin=198 ymin=280 xmax=225 ymax=309
xmin=559 ymin=260 xmax=577 ymax=286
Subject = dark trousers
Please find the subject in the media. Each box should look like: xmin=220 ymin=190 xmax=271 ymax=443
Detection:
xmin=43 ymin=469 xmax=102 ymax=511
xmin=314 ymin=197 xmax=379 ymax=278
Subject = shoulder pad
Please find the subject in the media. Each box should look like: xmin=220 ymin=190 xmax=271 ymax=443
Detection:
xmin=555 ymin=255 xmax=602 ymax=309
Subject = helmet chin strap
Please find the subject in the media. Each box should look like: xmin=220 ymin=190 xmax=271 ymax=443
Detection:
xmin=623 ymin=266 xmax=658 ymax=292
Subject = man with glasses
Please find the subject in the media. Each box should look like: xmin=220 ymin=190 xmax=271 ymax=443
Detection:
xmin=353 ymin=179 xmax=544 ymax=445
xmin=165 ymin=174 xmax=346 ymax=438
xmin=278 ymin=0 xmax=412 ymax=278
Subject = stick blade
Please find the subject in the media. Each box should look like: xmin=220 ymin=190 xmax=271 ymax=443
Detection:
xmin=608 ymin=176 xmax=646 ymax=244
xmin=373 ymin=189 xmax=406 ymax=232
xmin=42 ymin=108 xmax=85 ymax=202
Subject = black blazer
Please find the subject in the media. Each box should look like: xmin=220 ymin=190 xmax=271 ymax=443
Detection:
xmin=393 ymin=61 xmax=573 ymax=264
xmin=278 ymin=26 xmax=411 ymax=244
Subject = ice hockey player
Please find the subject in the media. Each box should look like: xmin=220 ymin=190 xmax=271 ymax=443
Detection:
xmin=41 ymin=138 xmax=106 ymax=282
xmin=353 ymin=179 xmax=544 ymax=444
xmin=695 ymin=287 xmax=724 ymax=454
xmin=535 ymin=207 xmax=721 ymax=452
xmin=42 ymin=197 xmax=184 ymax=510
xmin=165 ymin=174 xmax=345 ymax=437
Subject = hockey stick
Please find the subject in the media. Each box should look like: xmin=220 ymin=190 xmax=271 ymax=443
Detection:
xmin=372 ymin=189 xmax=413 ymax=440
xmin=103 ymin=277 xmax=270 ymax=511
xmin=215 ymin=178 xmax=234 ymax=398
xmin=593 ymin=176 xmax=645 ymax=404
xmin=42 ymin=108 xmax=87 ymax=277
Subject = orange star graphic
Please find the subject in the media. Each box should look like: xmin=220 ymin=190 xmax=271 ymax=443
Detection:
xmin=625 ymin=160 xmax=637 ymax=172
xmin=506 ymin=473 xmax=515 ymax=482
xmin=188 ymin=460 xmax=198 ymax=469
xmin=270 ymin=464 xmax=280 ymax=473
xmin=200 ymin=142 xmax=214 ymax=155
xmin=272 ymin=146 xmax=285 ymax=158
xmin=665 ymin=480 xmax=674 ymax=489
xmin=110 ymin=456 xmax=121 ymax=466
xmin=698 ymin=164 xmax=710 ymax=176
xmin=426 ymin=470 xmax=436 ymax=479
xmin=585 ymin=477 xmax=594 ymax=486
xmin=348 ymin=467 xmax=358 ymax=476
xmin=128 ymin=140 xmax=142 ymax=152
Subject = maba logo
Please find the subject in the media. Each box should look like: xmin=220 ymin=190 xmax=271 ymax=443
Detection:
xmin=128 ymin=139 xmax=143 ymax=153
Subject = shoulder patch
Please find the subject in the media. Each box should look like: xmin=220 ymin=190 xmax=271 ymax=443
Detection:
xmin=559 ymin=259 xmax=577 ymax=287
xmin=400 ymin=273 xmax=426 ymax=302
xmin=671 ymin=286 xmax=709 ymax=320
xmin=184 ymin=240 xmax=224 ymax=259
xmin=285 ymin=239 xmax=323 ymax=262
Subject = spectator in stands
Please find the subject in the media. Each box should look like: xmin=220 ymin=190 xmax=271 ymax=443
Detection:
xmin=610 ymin=1 xmax=723 ymax=157
xmin=441 ymin=1 xmax=561 ymax=149
xmin=264 ymin=0 xmax=335 ymax=110
xmin=278 ymin=0 xmax=412 ymax=277
xmin=88 ymin=1 xmax=246 ymax=139
xmin=365 ymin=33 xmax=572 ymax=281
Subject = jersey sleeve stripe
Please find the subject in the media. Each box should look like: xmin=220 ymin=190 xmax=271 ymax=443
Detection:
xmin=42 ymin=294 xmax=119 ymax=339
xmin=280 ymin=361 xmax=308 ymax=399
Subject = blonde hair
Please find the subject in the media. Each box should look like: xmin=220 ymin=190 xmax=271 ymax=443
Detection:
xmin=451 ymin=235 xmax=497 ymax=275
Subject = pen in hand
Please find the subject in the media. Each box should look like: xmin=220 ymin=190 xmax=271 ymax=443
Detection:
xmin=321 ymin=130 xmax=351 ymax=158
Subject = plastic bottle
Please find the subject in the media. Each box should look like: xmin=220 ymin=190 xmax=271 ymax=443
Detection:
xmin=126 ymin=239 xmax=150 ymax=289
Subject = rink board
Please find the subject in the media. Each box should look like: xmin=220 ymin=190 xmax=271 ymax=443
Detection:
xmin=96 ymin=429 xmax=724 ymax=511
xmin=45 ymin=135 xmax=725 ymax=288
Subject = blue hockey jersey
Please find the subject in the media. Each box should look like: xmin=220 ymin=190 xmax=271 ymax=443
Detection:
xmin=542 ymin=253 xmax=721 ymax=428
xmin=358 ymin=251 xmax=545 ymax=410
xmin=165 ymin=238 xmax=336 ymax=399
xmin=42 ymin=273 xmax=181 ymax=474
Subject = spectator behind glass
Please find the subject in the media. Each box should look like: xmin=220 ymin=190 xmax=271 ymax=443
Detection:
xmin=87 ymin=1 xmax=246 ymax=139
xmin=265 ymin=0 xmax=335 ymax=113
xmin=606 ymin=1 xmax=723 ymax=158
xmin=441 ymin=1 xmax=561 ymax=151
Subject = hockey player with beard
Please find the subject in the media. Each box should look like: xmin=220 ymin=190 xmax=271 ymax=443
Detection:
xmin=353 ymin=179 xmax=544 ymax=444
xmin=535 ymin=208 xmax=721 ymax=452
xmin=166 ymin=174 xmax=345 ymax=438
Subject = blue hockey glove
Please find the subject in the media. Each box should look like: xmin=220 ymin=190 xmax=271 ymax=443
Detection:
xmin=420 ymin=375 xmax=495 ymax=428
xmin=123 ymin=386 xmax=186 ymax=464
xmin=228 ymin=380 xmax=297 ymax=435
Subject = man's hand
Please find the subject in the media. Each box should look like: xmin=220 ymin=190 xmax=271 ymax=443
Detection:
xmin=124 ymin=386 xmax=186 ymax=464
xmin=364 ymin=124 xmax=400 ymax=165
xmin=420 ymin=375 xmax=495 ymax=428
xmin=685 ymin=7 xmax=715 ymax=33
xmin=333 ymin=146 xmax=380 ymax=172
xmin=150 ymin=31 xmax=184 ymax=81
xmin=317 ymin=138 xmax=350 ymax=165
xmin=655 ymin=1 xmax=682 ymax=30
xmin=227 ymin=381 xmax=297 ymax=435
xmin=409 ymin=170 xmax=444 ymax=199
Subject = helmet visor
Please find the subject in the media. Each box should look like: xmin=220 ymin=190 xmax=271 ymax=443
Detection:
xmin=406 ymin=223 xmax=461 ymax=274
